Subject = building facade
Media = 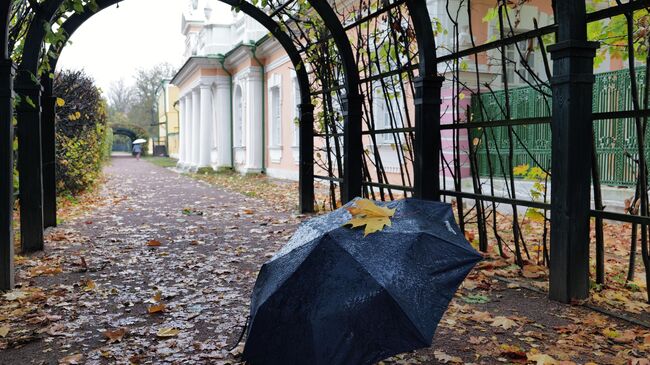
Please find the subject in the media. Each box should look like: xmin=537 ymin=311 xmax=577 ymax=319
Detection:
xmin=155 ymin=79 xmax=180 ymax=157
xmin=171 ymin=0 xmax=624 ymax=188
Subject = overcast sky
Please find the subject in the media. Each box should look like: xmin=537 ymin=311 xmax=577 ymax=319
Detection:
xmin=57 ymin=0 xmax=233 ymax=95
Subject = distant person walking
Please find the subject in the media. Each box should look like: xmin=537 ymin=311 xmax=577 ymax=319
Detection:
xmin=132 ymin=143 xmax=142 ymax=160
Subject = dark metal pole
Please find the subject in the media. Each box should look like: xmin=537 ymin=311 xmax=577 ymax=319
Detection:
xmin=306 ymin=0 xmax=362 ymax=204
xmin=342 ymin=94 xmax=363 ymax=202
xmin=413 ymin=76 xmax=444 ymax=200
xmin=0 ymin=60 xmax=15 ymax=290
xmin=547 ymin=0 xmax=598 ymax=303
xmin=15 ymin=74 xmax=44 ymax=253
xmin=406 ymin=0 xmax=442 ymax=201
xmin=41 ymin=76 xmax=57 ymax=228
xmin=298 ymin=103 xmax=314 ymax=213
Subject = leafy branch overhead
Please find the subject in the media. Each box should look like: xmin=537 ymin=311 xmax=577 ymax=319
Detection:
xmin=344 ymin=199 xmax=396 ymax=237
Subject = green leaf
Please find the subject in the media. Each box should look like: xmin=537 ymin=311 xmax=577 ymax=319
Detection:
xmin=462 ymin=294 xmax=490 ymax=304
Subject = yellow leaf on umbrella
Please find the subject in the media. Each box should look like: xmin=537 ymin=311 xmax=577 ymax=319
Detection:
xmin=56 ymin=98 xmax=65 ymax=107
xmin=156 ymin=327 xmax=179 ymax=338
xmin=347 ymin=217 xmax=393 ymax=237
xmin=148 ymin=303 xmax=166 ymax=314
xmin=0 ymin=326 xmax=9 ymax=338
xmin=344 ymin=199 xmax=396 ymax=237
xmin=347 ymin=199 xmax=396 ymax=218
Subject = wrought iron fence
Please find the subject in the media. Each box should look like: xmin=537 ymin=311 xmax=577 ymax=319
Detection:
xmin=471 ymin=67 xmax=650 ymax=187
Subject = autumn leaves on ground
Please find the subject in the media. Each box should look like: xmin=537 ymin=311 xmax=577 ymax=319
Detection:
xmin=0 ymin=156 xmax=648 ymax=365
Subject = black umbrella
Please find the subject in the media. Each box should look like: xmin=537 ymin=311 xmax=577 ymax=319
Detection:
xmin=243 ymin=198 xmax=482 ymax=365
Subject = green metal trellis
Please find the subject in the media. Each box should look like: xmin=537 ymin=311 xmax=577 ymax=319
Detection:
xmin=471 ymin=67 xmax=649 ymax=187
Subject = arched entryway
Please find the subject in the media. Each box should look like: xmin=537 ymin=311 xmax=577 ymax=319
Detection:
xmin=0 ymin=0 xmax=440 ymax=294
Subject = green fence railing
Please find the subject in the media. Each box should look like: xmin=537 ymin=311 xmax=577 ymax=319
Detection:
xmin=470 ymin=67 xmax=648 ymax=187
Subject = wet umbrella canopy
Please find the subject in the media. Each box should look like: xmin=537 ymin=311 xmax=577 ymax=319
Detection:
xmin=243 ymin=198 xmax=482 ymax=365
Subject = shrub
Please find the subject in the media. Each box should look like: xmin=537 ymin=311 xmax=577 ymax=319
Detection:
xmin=53 ymin=70 xmax=112 ymax=195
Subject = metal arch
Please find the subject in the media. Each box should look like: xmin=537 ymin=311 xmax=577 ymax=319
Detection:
xmin=18 ymin=0 xmax=65 ymax=75
xmin=30 ymin=0 xmax=315 ymax=215
xmin=404 ymin=0 xmax=444 ymax=201
xmin=112 ymin=127 xmax=139 ymax=141
xmin=1 ymin=2 xmax=10 ymax=59
xmin=404 ymin=0 xmax=437 ymax=77
xmin=14 ymin=0 xmax=65 ymax=252
xmin=306 ymin=0 xmax=363 ymax=203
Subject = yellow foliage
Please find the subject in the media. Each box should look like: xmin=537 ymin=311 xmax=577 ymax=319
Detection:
xmin=344 ymin=199 xmax=396 ymax=237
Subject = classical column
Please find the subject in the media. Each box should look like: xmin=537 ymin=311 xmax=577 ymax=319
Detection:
xmin=198 ymin=83 xmax=214 ymax=169
xmin=215 ymin=78 xmax=232 ymax=168
xmin=184 ymin=94 xmax=193 ymax=169
xmin=245 ymin=68 xmax=264 ymax=173
xmin=177 ymin=96 xmax=186 ymax=167
xmin=190 ymin=88 xmax=201 ymax=170
xmin=181 ymin=94 xmax=191 ymax=168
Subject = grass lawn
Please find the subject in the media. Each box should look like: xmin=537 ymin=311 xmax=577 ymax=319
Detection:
xmin=144 ymin=156 xmax=178 ymax=168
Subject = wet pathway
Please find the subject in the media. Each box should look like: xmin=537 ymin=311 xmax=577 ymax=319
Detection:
xmin=0 ymin=156 xmax=647 ymax=365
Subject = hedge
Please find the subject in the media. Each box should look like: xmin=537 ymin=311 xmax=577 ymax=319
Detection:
xmin=53 ymin=70 xmax=112 ymax=195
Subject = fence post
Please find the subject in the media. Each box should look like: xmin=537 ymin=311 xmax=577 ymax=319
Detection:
xmin=413 ymin=75 xmax=444 ymax=201
xmin=548 ymin=0 xmax=599 ymax=303
xmin=15 ymin=74 xmax=45 ymax=253
xmin=342 ymin=94 xmax=363 ymax=203
xmin=41 ymin=90 xmax=57 ymax=228
xmin=298 ymin=103 xmax=314 ymax=213
xmin=0 ymin=60 xmax=15 ymax=290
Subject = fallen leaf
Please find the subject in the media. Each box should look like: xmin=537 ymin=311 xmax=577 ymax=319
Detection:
xmin=103 ymin=327 xmax=127 ymax=343
xmin=612 ymin=329 xmax=636 ymax=344
xmin=491 ymin=316 xmax=517 ymax=330
xmin=83 ymin=279 xmax=96 ymax=291
xmin=148 ymin=303 xmax=166 ymax=314
xmin=156 ymin=327 xmax=180 ymax=338
xmin=522 ymin=264 xmax=547 ymax=279
xmin=59 ymin=353 xmax=83 ymax=365
xmin=500 ymin=343 xmax=526 ymax=361
xmin=146 ymin=240 xmax=162 ymax=247
xmin=346 ymin=216 xmax=393 ymax=237
xmin=344 ymin=199 xmax=396 ymax=237
xmin=3 ymin=290 xmax=28 ymax=301
xmin=434 ymin=350 xmax=463 ymax=364
xmin=0 ymin=326 xmax=9 ymax=338
xmin=527 ymin=353 xmax=558 ymax=365
xmin=469 ymin=310 xmax=492 ymax=322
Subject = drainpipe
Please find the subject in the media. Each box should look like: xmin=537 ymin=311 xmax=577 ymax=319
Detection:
xmin=162 ymin=81 xmax=169 ymax=156
xmin=217 ymin=55 xmax=234 ymax=168
xmin=251 ymin=44 xmax=266 ymax=174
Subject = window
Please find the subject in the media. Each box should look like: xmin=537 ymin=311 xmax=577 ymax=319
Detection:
xmin=270 ymin=86 xmax=281 ymax=147
xmin=372 ymin=82 xmax=403 ymax=144
xmin=503 ymin=38 xmax=537 ymax=85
